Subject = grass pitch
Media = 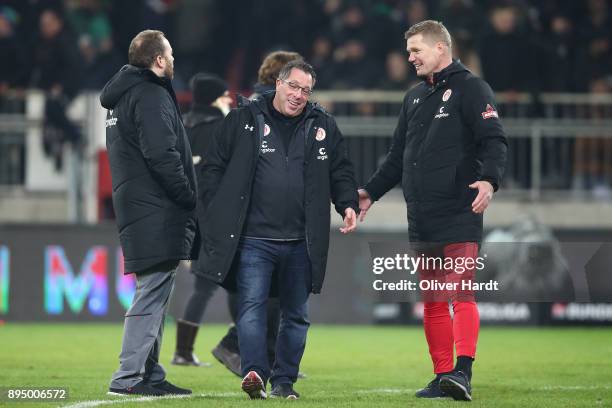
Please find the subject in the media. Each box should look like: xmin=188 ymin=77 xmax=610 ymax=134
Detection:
xmin=0 ymin=323 xmax=611 ymax=407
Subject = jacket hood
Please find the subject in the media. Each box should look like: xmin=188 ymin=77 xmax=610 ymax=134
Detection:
xmin=431 ymin=59 xmax=470 ymax=85
xmin=100 ymin=64 xmax=169 ymax=109
xmin=251 ymin=82 xmax=275 ymax=98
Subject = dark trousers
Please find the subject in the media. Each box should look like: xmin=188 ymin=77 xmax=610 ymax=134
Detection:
xmin=182 ymin=273 xmax=281 ymax=364
xmin=235 ymin=238 xmax=311 ymax=386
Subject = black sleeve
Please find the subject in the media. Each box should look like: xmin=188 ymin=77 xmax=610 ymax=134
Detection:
xmin=194 ymin=121 xmax=222 ymax=205
xmin=363 ymin=93 xmax=409 ymax=201
xmin=199 ymin=109 xmax=240 ymax=206
xmin=461 ymin=77 xmax=508 ymax=191
xmin=135 ymin=87 xmax=196 ymax=209
xmin=328 ymin=116 xmax=359 ymax=218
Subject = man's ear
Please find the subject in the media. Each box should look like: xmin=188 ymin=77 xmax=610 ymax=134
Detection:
xmin=155 ymin=54 xmax=164 ymax=68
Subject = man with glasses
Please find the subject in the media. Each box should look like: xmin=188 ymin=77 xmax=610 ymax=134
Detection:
xmin=198 ymin=60 xmax=359 ymax=400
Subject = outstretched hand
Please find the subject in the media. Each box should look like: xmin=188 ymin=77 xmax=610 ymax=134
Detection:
xmin=340 ymin=207 xmax=357 ymax=234
xmin=469 ymin=181 xmax=494 ymax=214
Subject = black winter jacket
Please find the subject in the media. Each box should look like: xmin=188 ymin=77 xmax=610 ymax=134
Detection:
xmin=100 ymin=65 xmax=199 ymax=273
xmin=364 ymin=61 xmax=507 ymax=244
xmin=184 ymin=104 xmax=225 ymax=276
xmin=197 ymin=93 xmax=359 ymax=293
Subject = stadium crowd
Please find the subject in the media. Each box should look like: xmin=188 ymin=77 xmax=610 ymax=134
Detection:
xmin=1 ymin=0 xmax=611 ymax=95
xmin=1 ymin=0 xmax=611 ymax=194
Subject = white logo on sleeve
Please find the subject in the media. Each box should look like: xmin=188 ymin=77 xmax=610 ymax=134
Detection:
xmin=317 ymin=147 xmax=328 ymax=160
xmin=105 ymin=110 xmax=118 ymax=127
xmin=481 ymin=104 xmax=499 ymax=119
xmin=244 ymin=123 xmax=254 ymax=131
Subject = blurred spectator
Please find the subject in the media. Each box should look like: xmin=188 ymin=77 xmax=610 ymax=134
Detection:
xmin=142 ymin=0 xmax=177 ymax=35
xmin=572 ymin=78 xmax=612 ymax=198
xmin=439 ymin=0 xmax=483 ymax=45
xmin=2 ymin=0 xmax=609 ymax=95
xmin=324 ymin=2 xmax=385 ymax=108
xmin=30 ymin=8 xmax=84 ymax=169
xmin=366 ymin=1 xmax=405 ymax=62
xmin=66 ymin=0 xmax=121 ymax=89
xmin=0 ymin=6 xmax=29 ymax=92
xmin=453 ymin=35 xmax=482 ymax=77
xmin=251 ymin=50 xmax=303 ymax=98
xmin=479 ymin=5 xmax=535 ymax=94
xmin=404 ymin=0 xmax=429 ymax=27
xmin=540 ymin=12 xmax=576 ymax=92
xmin=330 ymin=38 xmax=382 ymax=89
xmin=309 ymin=34 xmax=335 ymax=89
xmin=378 ymin=50 xmax=416 ymax=90
xmin=574 ymin=0 xmax=612 ymax=91
xmin=31 ymin=8 xmax=83 ymax=98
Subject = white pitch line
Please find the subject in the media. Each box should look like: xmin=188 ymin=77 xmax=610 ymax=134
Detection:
xmin=61 ymin=385 xmax=611 ymax=407
xmin=60 ymin=392 xmax=242 ymax=408
xmin=61 ymin=389 xmax=416 ymax=407
xmin=538 ymin=385 xmax=611 ymax=391
xmin=356 ymin=388 xmax=415 ymax=394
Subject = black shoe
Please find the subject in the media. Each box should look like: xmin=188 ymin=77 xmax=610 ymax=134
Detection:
xmin=439 ymin=370 xmax=472 ymax=401
xmin=270 ymin=383 xmax=300 ymax=400
xmin=415 ymin=376 xmax=449 ymax=398
xmin=108 ymin=382 xmax=167 ymax=396
xmin=241 ymin=371 xmax=267 ymax=399
xmin=151 ymin=380 xmax=192 ymax=395
xmin=212 ymin=343 xmax=241 ymax=377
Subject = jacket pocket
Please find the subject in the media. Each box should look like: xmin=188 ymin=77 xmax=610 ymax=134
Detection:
xmin=421 ymin=164 xmax=457 ymax=199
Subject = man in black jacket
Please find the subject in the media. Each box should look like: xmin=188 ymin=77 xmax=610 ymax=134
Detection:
xmin=199 ymin=60 xmax=358 ymax=399
xmin=209 ymin=51 xmax=306 ymax=378
xmin=359 ymin=21 xmax=507 ymax=401
xmin=100 ymin=30 xmax=198 ymax=397
xmin=171 ymin=72 xmax=232 ymax=367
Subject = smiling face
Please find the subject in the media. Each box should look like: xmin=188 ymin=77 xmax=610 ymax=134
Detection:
xmin=273 ymin=68 xmax=313 ymax=117
xmin=406 ymin=33 xmax=448 ymax=79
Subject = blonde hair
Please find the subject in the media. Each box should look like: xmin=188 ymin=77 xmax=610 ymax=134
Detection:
xmin=404 ymin=20 xmax=452 ymax=51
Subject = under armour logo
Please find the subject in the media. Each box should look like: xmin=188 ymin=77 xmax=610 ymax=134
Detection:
xmin=413 ymin=98 xmax=419 ymax=104
xmin=244 ymin=124 xmax=254 ymax=131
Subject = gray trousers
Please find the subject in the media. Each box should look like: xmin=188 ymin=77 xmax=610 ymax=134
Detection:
xmin=110 ymin=261 xmax=177 ymax=389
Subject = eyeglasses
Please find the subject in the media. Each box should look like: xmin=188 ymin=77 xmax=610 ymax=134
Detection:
xmin=280 ymin=79 xmax=313 ymax=97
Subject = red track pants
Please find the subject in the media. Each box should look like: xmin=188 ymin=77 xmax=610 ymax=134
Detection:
xmin=419 ymin=242 xmax=480 ymax=374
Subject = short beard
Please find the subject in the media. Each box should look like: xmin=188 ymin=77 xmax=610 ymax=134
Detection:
xmin=164 ymin=64 xmax=174 ymax=79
